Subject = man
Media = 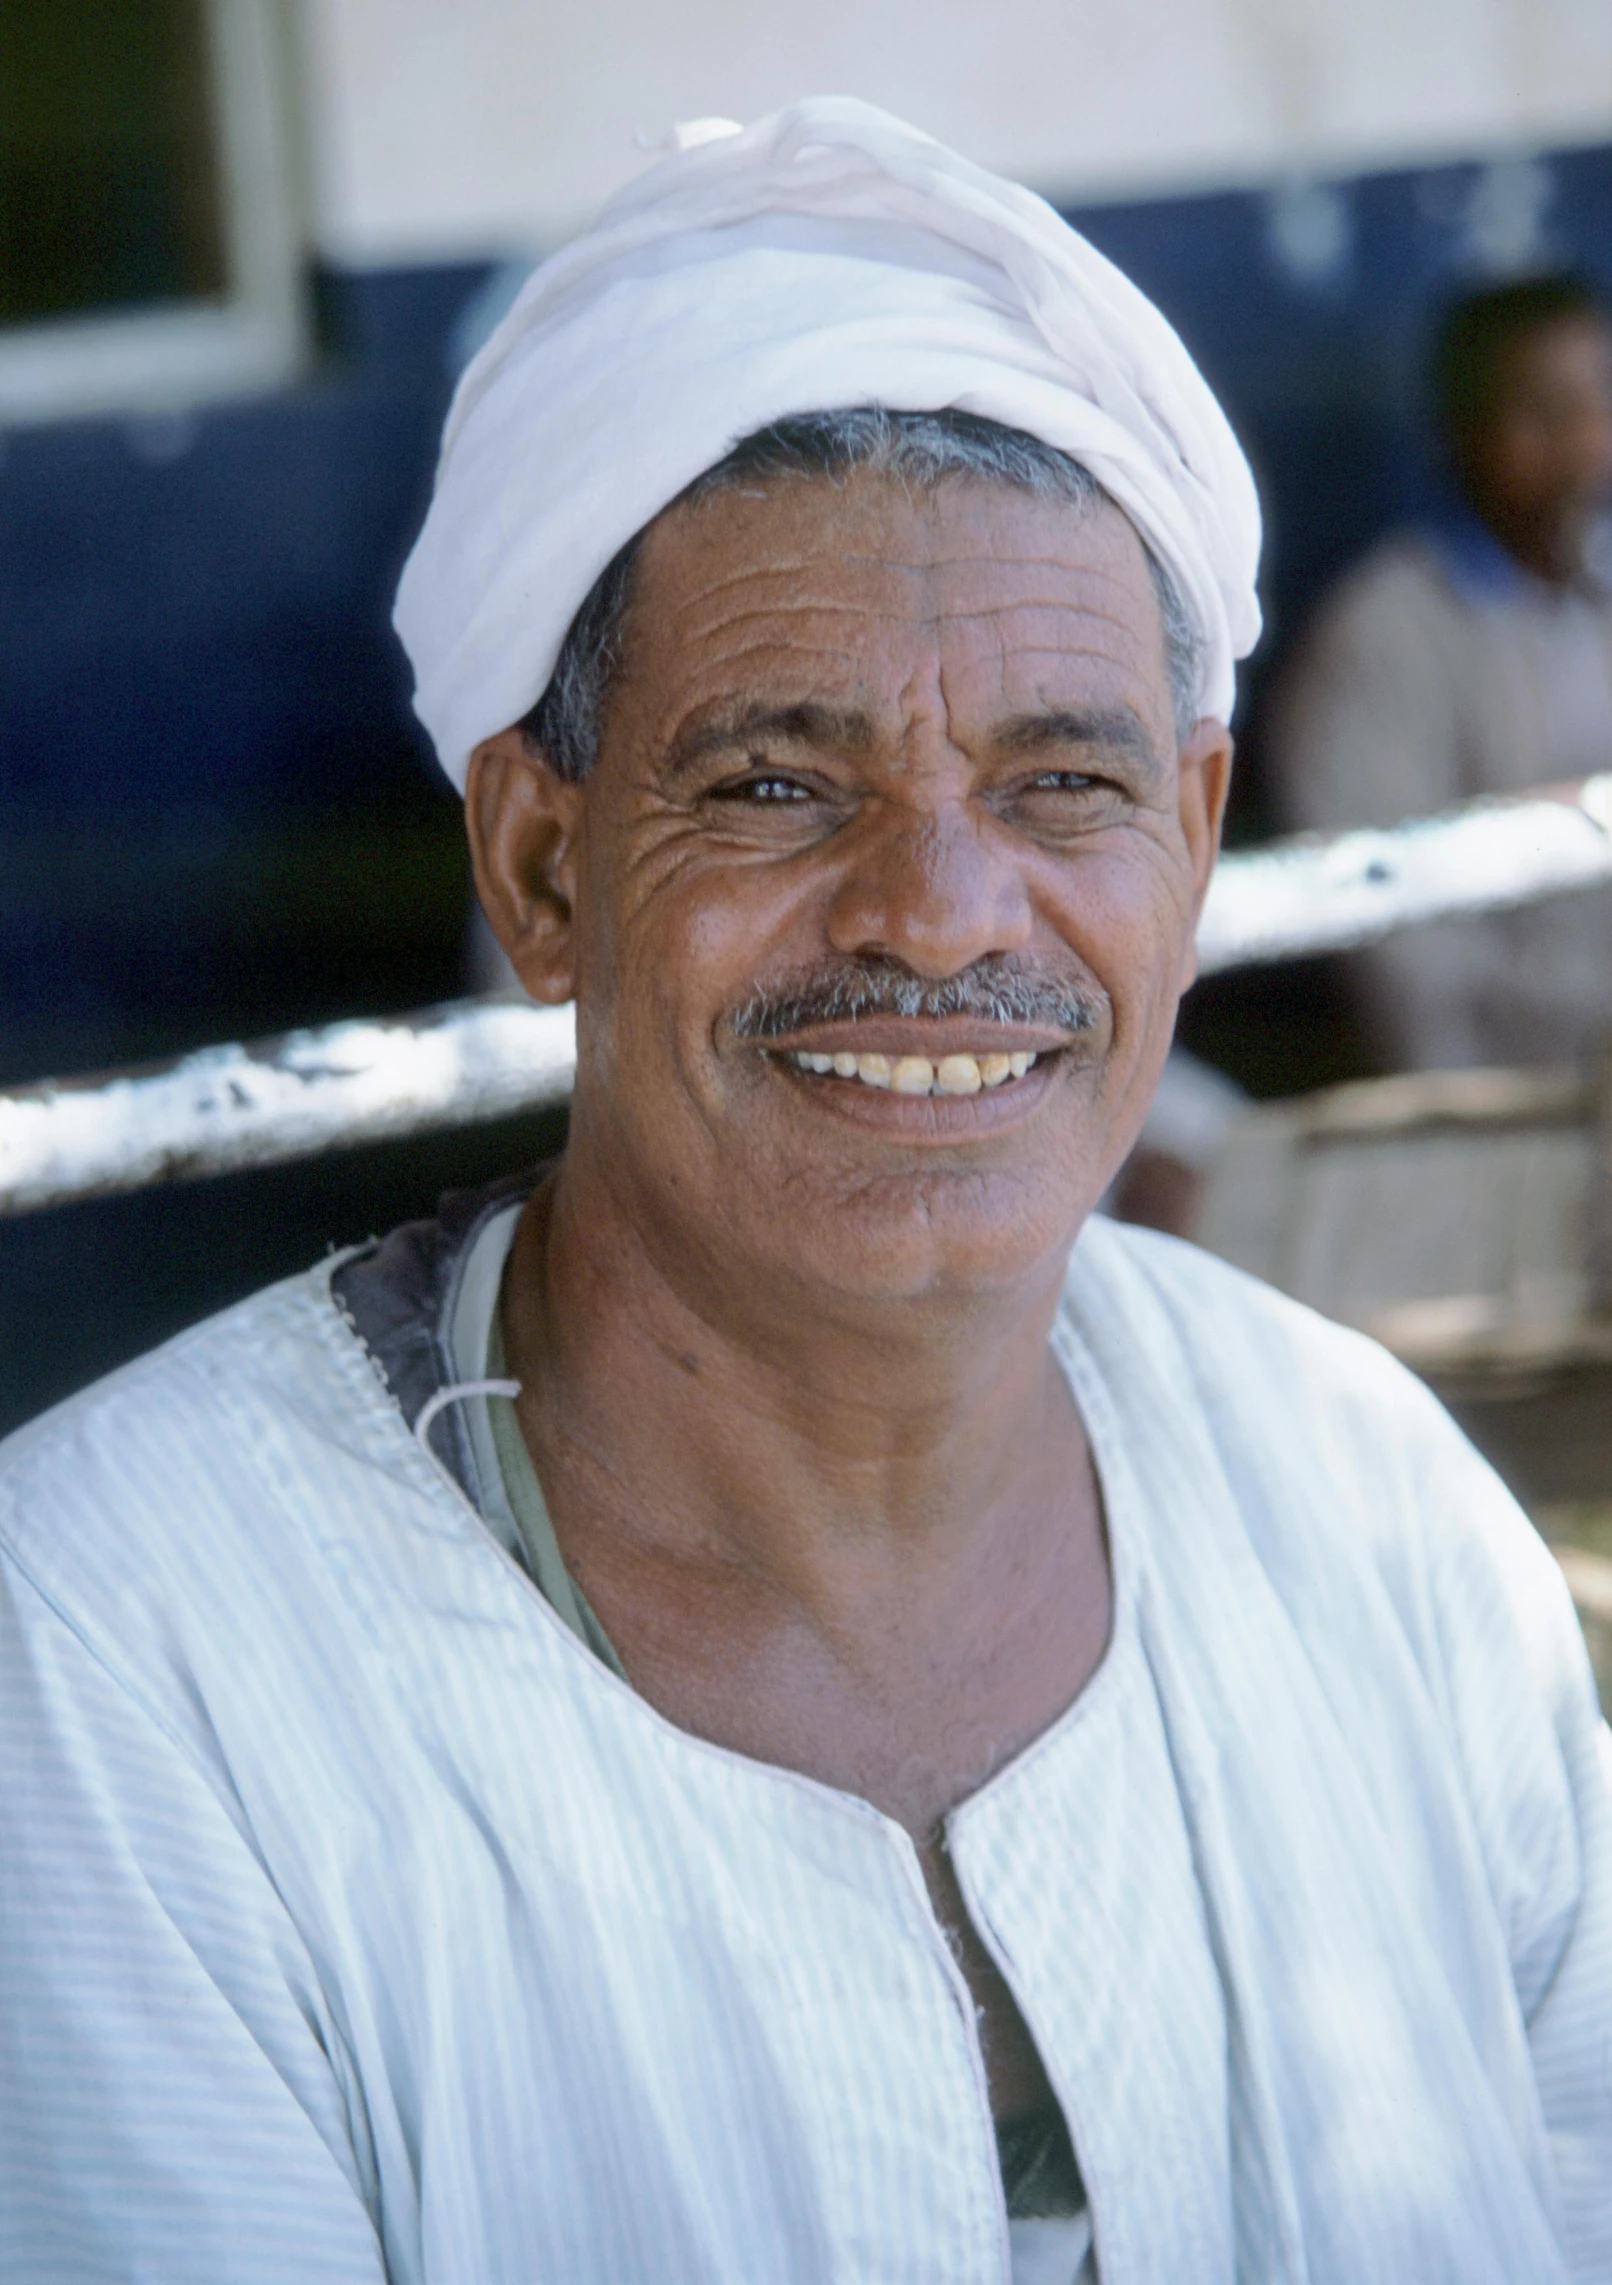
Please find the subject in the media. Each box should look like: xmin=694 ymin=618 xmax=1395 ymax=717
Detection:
xmin=1 ymin=103 xmax=1607 ymax=2285
xmin=1268 ymin=273 xmax=1612 ymax=1070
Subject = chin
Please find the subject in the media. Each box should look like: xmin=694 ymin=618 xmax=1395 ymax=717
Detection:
xmin=761 ymin=1161 xmax=1093 ymax=1306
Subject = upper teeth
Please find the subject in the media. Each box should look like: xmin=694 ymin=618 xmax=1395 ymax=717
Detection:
xmin=786 ymin=1048 xmax=1037 ymax=1093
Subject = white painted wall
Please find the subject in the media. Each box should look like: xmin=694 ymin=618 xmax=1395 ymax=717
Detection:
xmin=298 ymin=0 xmax=1612 ymax=264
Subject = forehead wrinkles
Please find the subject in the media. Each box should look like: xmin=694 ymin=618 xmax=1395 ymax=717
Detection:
xmin=623 ymin=486 xmax=1170 ymax=737
xmin=635 ymin=473 xmax=1147 ymax=631
xmin=660 ymin=554 xmax=1158 ymax=676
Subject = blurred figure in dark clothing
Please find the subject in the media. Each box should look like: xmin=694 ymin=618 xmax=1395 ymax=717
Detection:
xmin=1269 ymin=275 xmax=1612 ymax=1071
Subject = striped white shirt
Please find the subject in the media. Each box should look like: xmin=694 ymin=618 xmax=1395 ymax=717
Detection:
xmin=1 ymin=1212 xmax=1608 ymax=2282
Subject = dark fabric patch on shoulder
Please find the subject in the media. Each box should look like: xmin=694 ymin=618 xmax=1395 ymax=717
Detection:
xmin=331 ymin=1167 xmax=545 ymax=1494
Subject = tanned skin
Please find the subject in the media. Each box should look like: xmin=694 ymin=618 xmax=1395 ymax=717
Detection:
xmin=1455 ymin=313 xmax=1612 ymax=588
xmin=466 ymin=471 xmax=1231 ymax=2122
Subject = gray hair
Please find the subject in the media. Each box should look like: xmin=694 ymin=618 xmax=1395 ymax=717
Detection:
xmin=521 ymin=406 xmax=1204 ymax=780
xmin=727 ymin=952 xmax=1103 ymax=1042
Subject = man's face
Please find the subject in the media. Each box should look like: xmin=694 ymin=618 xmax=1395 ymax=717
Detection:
xmin=474 ymin=471 xmax=1228 ymax=1316
xmin=1461 ymin=315 xmax=1612 ymax=580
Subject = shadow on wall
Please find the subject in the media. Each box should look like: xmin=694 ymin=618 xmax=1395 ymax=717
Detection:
xmin=1 ymin=144 xmax=1610 ymax=1434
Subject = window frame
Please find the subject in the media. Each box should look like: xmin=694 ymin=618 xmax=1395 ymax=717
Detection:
xmin=0 ymin=0 xmax=305 ymax=427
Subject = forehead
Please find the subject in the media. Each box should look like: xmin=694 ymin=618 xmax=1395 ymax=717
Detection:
xmin=617 ymin=468 xmax=1170 ymax=733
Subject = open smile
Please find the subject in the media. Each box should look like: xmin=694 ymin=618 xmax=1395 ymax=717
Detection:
xmin=775 ymin=1046 xmax=1042 ymax=1097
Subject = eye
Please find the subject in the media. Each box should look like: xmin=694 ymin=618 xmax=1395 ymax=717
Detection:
xmin=998 ymin=764 xmax=1128 ymax=840
xmin=1027 ymin=769 xmax=1097 ymax=794
xmin=710 ymin=771 xmax=815 ymax=804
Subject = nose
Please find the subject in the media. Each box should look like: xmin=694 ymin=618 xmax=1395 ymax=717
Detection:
xmin=824 ymin=797 xmax=1034 ymax=977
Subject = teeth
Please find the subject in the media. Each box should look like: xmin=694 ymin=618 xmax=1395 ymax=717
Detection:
xmin=786 ymin=1048 xmax=1039 ymax=1094
xmin=935 ymin=1054 xmax=983 ymax=1096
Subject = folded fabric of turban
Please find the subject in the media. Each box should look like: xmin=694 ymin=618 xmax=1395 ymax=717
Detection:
xmin=394 ymin=97 xmax=1263 ymax=793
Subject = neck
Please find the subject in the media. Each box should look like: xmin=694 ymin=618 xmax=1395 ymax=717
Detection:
xmin=1500 ymin=522 xmax=1582 ymax=589
xmin=1468 ymin=493 xmax=1587 ymax=590
xmin=501 ymin=1134 xmax=1085 ymax=1615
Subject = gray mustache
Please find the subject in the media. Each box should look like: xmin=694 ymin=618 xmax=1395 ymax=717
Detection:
xmin=727 ymin=957 xmax=1104 ymax=1040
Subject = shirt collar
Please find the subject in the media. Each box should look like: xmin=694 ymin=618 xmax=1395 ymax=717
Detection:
xmin=1421 ymin=503 xmax=1537 ymax=604
xmin=1421 ymin=497 xmax=1612 ymax=607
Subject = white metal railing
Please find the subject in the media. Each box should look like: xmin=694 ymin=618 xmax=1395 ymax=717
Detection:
xmin=1193 ymin=772 xmax=1612 ymax=970
xmin=0 ymin=1001 xmax=577 ymax=1218
xmin=2 ymin=774 xmax=1609 ymax=1218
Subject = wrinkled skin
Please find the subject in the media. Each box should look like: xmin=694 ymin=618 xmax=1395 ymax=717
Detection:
xmin=1456 ymin=313 xmax=1612 ymax=587
xmin=467 ymin=470 xmax=1231 ymax=2118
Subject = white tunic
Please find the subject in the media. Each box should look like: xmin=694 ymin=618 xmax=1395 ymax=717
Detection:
xmin=0 ymin=1215 xmax=1608 ymax=2283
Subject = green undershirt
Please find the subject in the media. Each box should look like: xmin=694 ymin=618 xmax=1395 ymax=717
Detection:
xmin=485 ymin=1300 xmax=626 ymax=1683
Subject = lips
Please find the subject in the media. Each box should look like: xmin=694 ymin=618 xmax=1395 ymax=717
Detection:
xmin=782 ymin=1047 xmax=1037 ymax=1096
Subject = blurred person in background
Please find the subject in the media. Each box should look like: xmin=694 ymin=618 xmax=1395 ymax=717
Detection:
xmin=1268 ymin=274 xmax=1612 ymax=1071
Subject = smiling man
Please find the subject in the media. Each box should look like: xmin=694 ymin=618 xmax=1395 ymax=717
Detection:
xmin=2 ymin=103 xmax=1610 ymax=2285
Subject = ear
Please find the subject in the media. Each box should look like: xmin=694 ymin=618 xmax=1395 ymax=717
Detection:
xmin=464 ymin=729 xmax=586 ymax=1005
xmin=1173 ymin=718 xmax=1234 ymax=994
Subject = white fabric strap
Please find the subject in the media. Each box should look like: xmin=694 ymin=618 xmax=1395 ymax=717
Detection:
xmin=413 ymin=1377 xmax=521 ymax=1458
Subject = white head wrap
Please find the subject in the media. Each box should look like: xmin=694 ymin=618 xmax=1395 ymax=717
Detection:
xmin=395 ymin=98 xmax=1262 ymax=792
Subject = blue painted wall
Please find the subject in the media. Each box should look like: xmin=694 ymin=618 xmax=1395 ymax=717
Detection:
xmin=2 ymin=267 xmax=479 ymax=821
xmin=0 ymin=262 xmax=493 ymax=1085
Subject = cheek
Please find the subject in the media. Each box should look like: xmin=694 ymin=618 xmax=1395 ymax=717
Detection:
xmin=585 ymin=832 xmax=817 ymax=1070
xmin=1039 ymin=838 xmax=1196 ymax=1010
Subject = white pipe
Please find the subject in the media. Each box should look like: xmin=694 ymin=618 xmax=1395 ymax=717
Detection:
xmin=0 ymin=1001 xmax=576 ymax=1217
xmin=1196 ymin=773 xmax=1612 ymax=971
xmin=3 ymin=774 xmax=1610 ymax=1217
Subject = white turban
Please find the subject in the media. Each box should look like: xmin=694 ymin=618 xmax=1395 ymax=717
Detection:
xmin=395 ymin=98 xmax=1262 ymax=792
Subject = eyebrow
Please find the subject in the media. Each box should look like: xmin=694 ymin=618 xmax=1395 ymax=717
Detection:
xmin=663 ymin=697 xmax=1164 ymax=783
xmin=994 ymin=705 xmax=1162 ymax=771
xmin=665 ymin=701 xmax=878 ymax=779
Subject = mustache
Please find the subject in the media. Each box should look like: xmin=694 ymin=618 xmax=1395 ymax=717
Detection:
xmin=726 ymin=956 xmax=1105 ymax=1040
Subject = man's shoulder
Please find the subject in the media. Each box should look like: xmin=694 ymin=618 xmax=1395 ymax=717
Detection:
xmin=1 ymin=1258 xmax=386 ymax=1498
xmin=1065 ymin=1217 xmax=1577 ymax=1703
xmin=1265 ymin=531 xmax=1479 ymax=797
xmin=0 ymin=1262 xmax=445 ymax=1733
xmin=1302 ymin=529 xmax=1474 ymax=650
xmin=1067 ymin=1211 xmax=1430 ymax=1437
xmin=1063 ymin=1215 xmax=1529 ymax=1577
